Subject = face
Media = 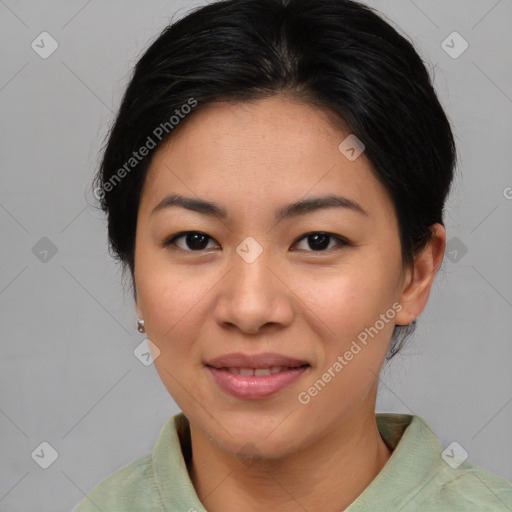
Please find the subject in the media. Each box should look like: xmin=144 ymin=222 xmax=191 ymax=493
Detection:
xmin=134 ymin=95 xmax=419 ymax=459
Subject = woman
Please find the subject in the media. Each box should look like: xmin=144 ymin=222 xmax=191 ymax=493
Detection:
xmin=74 ymin=0 xmax=512 ymax=510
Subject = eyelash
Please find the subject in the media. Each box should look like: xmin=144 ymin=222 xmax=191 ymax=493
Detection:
xmin=163 ymin=231 xmax=350 ymax=253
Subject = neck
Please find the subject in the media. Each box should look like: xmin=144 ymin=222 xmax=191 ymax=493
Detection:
xmin=188 ymin=409 xmax=392 ymax=512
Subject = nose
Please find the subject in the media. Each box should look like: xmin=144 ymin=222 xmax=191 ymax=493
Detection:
xmin=213 ymin=250 xmax=294 ymax=335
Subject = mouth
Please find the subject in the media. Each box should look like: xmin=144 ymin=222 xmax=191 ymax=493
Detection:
xmin=205 ymin=352 xmax=310 ymax=370
xmin=207 ymin=365 xmax=309 ymax=376
xmin=204 ymin=353 xmax=310 ymax=400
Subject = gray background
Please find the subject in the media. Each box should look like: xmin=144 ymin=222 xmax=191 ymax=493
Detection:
xmin=1 ymin=1 xmax=511 ymax=511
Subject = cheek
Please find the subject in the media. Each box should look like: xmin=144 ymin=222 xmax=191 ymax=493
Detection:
xmin=137 ymin=265 xmax=209 ymax=407
xmin=292 ymin=260 xmax=397 ymax=341
xmin=293 ymin=266 xmax=397 ymax=424
xmin=135 ymin=254 xmax=208 ymax=353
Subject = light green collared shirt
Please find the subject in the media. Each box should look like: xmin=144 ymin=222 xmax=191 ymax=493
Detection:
xmin=73 ymin=413 xmax=512 ymax=511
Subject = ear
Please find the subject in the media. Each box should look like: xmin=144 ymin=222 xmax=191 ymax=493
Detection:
xmin=395 ymin=223 xmax=446 ymax=326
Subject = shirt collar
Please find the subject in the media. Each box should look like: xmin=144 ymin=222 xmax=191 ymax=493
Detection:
xmin=346 ymin=413 xmax=441 ymax=510
xmin=151 ymin=412 xmax=441 ymax=511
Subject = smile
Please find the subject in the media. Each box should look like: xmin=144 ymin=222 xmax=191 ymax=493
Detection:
xmin=206 ymin=364 xmax=310 ymax=400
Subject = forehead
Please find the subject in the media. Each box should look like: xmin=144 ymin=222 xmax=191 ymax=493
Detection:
xmin=139 ymin=96 xmax=394 ymax=222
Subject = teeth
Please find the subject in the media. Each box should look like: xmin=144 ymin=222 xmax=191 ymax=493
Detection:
xmin=225 ymin=367 xmax=285 ymax=376
xmin=254 ymin=368 xmax=271 ymax=376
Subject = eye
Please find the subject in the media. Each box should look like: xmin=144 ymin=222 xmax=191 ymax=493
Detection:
xmin=292 ymin=232 xmax=349 ymax=252
xmin=164 ymin=231 xmax=219 ymax=252
xmin=163 ymin=231 xmax=349 ymax=253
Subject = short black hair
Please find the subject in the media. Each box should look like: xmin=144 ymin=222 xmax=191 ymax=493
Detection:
xmin=91 ymin=0 xmax=457 ymax=359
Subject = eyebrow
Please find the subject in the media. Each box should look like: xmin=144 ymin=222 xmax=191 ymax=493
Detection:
xmin=151 ymin=193 xmax=368 ymax=221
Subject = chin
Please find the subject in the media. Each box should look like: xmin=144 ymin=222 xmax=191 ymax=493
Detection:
xmin=205 ymin=418 xmax=303 ymax=461
xmin=225 ymin=435 xmax=296 ymax=463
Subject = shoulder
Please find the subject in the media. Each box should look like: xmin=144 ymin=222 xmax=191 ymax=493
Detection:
xmin=374 ymin=414 xmax=512 ymax=511
xmin=72 ymin=453 xmax=164 ymax=512
xmin=420 ymin=460 xmax=512 ymax=511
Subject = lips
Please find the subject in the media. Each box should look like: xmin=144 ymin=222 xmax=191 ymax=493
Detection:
xmin=205 ymin=352 xmax=310 ymax=400
xmin=205 ymin=352 xmax=309 ymax=370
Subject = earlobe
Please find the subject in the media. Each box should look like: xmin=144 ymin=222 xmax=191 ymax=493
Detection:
xmin=394 ymin=224 xmax=446 ymax=326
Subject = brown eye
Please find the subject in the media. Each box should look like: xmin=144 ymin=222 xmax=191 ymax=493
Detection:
xmin=292 ymin=232 xmax=348 ymax=252
xmin=163 ymin=231 xmax=348 ymax=253
xmin=164 ymin=231 xmax=218 ymax=252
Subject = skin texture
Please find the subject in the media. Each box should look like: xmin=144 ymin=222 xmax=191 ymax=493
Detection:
xmin=134 ymin=95 xmax=446 ymax=511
